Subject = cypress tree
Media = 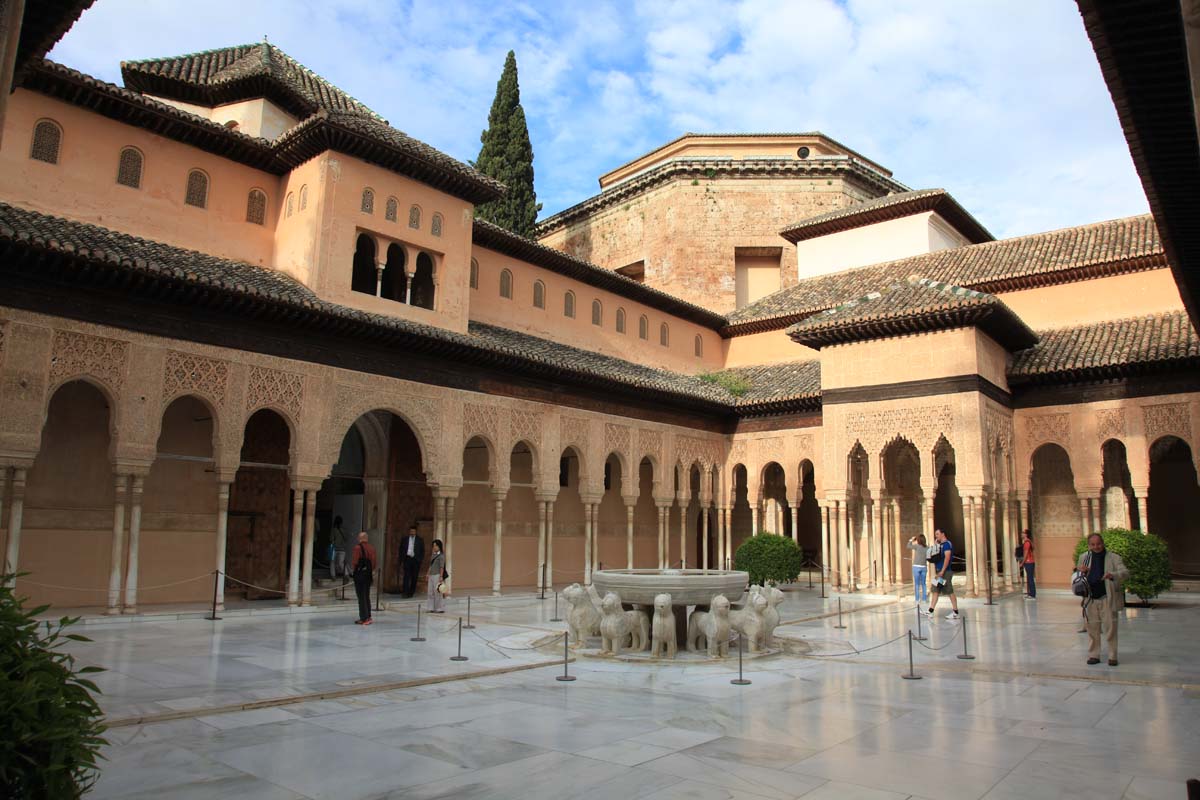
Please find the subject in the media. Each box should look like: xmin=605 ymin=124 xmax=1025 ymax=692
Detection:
xmin=475 ymin=50 xmax=541 ymax=236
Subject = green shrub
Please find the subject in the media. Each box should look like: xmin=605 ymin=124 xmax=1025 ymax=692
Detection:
xmin=1071 ymin=528 xmax=1172 ymax=602
xmin=0 ymin=575 xmax=107 ymax=799
xmin=698 ymin=371 xmax=752 ymax=398
xmin=733 ymin=533 xmax=803 ymax=586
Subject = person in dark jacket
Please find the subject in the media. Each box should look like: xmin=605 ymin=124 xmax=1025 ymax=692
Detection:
xmin=350 ymin=532 xmax=377 ymax=625
xmin=400 ymin=525 xmax=425 ymax=598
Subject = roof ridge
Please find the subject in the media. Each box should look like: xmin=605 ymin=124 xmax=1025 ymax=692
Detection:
xmin=121 ymin=42 xmax=261 ymax=67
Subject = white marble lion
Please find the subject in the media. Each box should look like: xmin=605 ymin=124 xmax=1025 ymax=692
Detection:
xmin=599 ymin=592 xmax=649 ymax=655
xmin=749 ymin=584 xmax=785 ymax=648
xmin=563 ymin=582 xmax=600 ymax=647
xmin=687 ymin=594 xmax=732 ymax=657
xmin=730 ymin=592 xmax=769 ymax=653
xmin=648 ymin=593 xmax=677 ymax=659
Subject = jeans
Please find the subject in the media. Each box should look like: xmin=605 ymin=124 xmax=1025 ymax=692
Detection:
xmin=354 ymin=574 xmax=372 ymax=621
xmin=1024 ymin=563 xmax=1037 ymax=597
xmin=912 ymin=566 xmax=928 ymax=603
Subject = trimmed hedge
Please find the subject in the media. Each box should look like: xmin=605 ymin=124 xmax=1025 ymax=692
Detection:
xmin=733 ymin=533 xmax=803 ymax=586
xmin=1071 ymin=528 xmax=1172 ymax=602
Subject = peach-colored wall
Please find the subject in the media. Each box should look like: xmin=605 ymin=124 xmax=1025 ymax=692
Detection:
xmin=149 ymin=95 xmax=299 ymax=140
xmin=795 ymin=211 xmax=966 ymax=280
xmin=0 ymin=90 xmax=279 ymax=267
xmin=822 ymin=328 xmax=1006 ymax=390
xmin=997 ymin=269 xmax=1184 ymax=330
xmin=736 ymin=254 xmax=781 ymax=309
xmin=273 ymin=156 xmax=325 ymax=287
xmin=723 ymin=329 xmax=818 ymax=368
xmin=469 ymin=246 xmax=724 ymax=373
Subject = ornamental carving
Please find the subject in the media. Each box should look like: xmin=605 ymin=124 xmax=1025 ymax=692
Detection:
xmin=637 ymin=428 xmax=663 ymax=466
xmin=757 ymin=437 xmax=785 ymax=466
xmin=463 ymin=402 xmax=501 ymax=447
xmin=985 ymin=408 xmax=1014 ymax=453
xmin=1025 ymin=413 xmax=1070 ymax=450
xmin=728 ymin=439 xmax=748 ymax=465
xmin=510 ymin=409 xmax=543 ymax=449
xmin=798 ymin=434 xmax=814 ymax=460
xmin=845 ymin=404 xmax=953 ymax=453
xmin=162 ymin=350 xmax=228 ymax=407
xmin=1143 ymin=402 xmax=1191 ymax=444
xmin=675 ymin=434 xmax=722 ymax=469
xmin=1095 ymin=408 xmax=1126 ymax=443
xmin=560 ymin=415 xmax=590 ymax=453
xmin=246 ymin=365 xmax=304 ymax=422
xmin=605 ymin=423 xmax=631 ymax=459
xmin=49 ymin=330 xmax=128 ymax=394
xmin=327 ymin=384 xmax=442 ymax=476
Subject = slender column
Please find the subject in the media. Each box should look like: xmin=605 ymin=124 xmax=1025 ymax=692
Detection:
xmin=3 ymin=468 xmax=27 ymax=585
xmin=405 ymin=270 xmax=416 ymax=304
xmin=751 ymin=504 xmax=759 ymax=537
xmin=546 ymin=500 xmax=555 ymax=588
xmin=879 ymin=499 xmax=890 ymax=586
xmin=790 ymin=506 xmax=799 ymax=545
xmin=679 ymin=502 xmax=687 ymax=568
xmin=962 ymin=495 xmax=976 ymax=596
xmin=583 ymin=502 xmax=593 ymax=584
xmin=656 ymin=505 xmax=666 ymax=568
xmin=1090 ymin=494 xmax=1101 ymax=534
xmin=870 ymin=499 xmax=883 ymax=588
xmin=702 ymin=505 xmax=711 ymax=569
xmin=625 ymin=502 xmax=635 ymax=569
xmin=122 ymin=475 xmax=145 ymax=613
xmin=819 ymin=503 xmax=829 ymax=582
xmin=537 ymin=500 xmax=547 ymax=589
xmin=213 ymin=479 xmax=232 ymax=610
xmin=982 ymin=491 xmax=996 ymax=591
xmin=1015 ymin=492 xmax=1028 ymax=535
xmin=301 ymin=490 xmax=317 ymax=606
xmin=723 ymin=508 xmax=732 ymax=569
xmin=287 ymin=486 xmax=303 ymax=605
xmin=375 ymin=263 xmax=385 ymax=297
xmin=1079 ymin=498 xmax=1091 ymax=538
xmin=716 ymin=507 xmax=725 ymax=569
xmin=492 ymin=494 xmax=504 ymax=594
xmin=0 ymin=468 xmax=6 ymax=574
xmin=891 ymin=500 xmax=902 ymax=584
xmin=829 ymin=501 xmax=841 ymax=587
xmin=444 ymin=497 xmax=456 ymax=592
xmin=1133 ymin=488 xmax=1148 ymax=532
xmin=106 ymin=474 xmax=127 ymax=614
xmin=840 ymin=503 xmax=852 ymax=588
xmin=998 ymin=496 xmax=1012 ymax=588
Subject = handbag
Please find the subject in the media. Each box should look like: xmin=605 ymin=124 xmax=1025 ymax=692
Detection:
xmin=1071 ymin=554 xmax=1091 ymax=598
xmin=437 ymin=581 xmax=448 ymax=596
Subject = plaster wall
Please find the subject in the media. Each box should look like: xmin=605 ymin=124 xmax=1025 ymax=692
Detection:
xmin=821 ymin=328 xmax=1008 ymax=391
xmin=794 ymin=211 xmax=967 ymax=280
xmin=723 ymin=329 xmax=817 ymax=367
xmin=147 ymin=95 xmax=299 ymax=140
xmin=0 ymin=90 xmax=279 ymax=266
xmin=996 ymin=269 xmax=1185 ymax=330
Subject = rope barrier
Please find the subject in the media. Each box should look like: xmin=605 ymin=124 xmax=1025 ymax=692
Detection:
xmin=912 ymin=620 xmax=965 ymax=651
xmin=804 ymin=631 xmax=909 ymax=658
xmin=16 ymin=572 xmax=213 ymax=594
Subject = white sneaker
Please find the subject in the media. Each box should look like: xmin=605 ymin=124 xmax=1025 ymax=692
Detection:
xmin=920 ymin=608 xmax=933 ymax=617
xmin=945 ymin=611 xmax=960 ymax=620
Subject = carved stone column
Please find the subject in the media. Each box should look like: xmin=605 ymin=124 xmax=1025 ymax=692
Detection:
xmin=998 ymin=494 xmax=1013 ymax=588
xmin=891 ymin=500 xmax=902 ymax=584
xmin=869 ymin=498 xmax=883 ymax=589
xmin=405 ymin=270 xmax=416 ymax=304
xmin=624 ymin=499 xmax=635 ymax=569
xmin=679 ymin=501 xmax=688 ymax=568
xmin=537 ymin=499 xmax=547 ymax=589
xmin=492 ymin=492 xmax=504 ymax=595
xmin=790 ymin=505 xmax=799 ymax=545
xmin=1132 ymin=486 xmax=1149 ymax=532
xmin=840 ymin=502 xmax=853 ymax=589
xmin=288 ymin=486 xmax=303 ymax=605
xmin=301 ymin=490 xmax=317 ymax=606
xmin=819 ymin=503 xmax=829 ymax=581
xmin=212 ymin=477 xmax=232 ymax=610
xmin=375 ymin=262 xmax=385 ymax=297
xmin=702 ymin=505 xmax=711 ymax=569
xmin=583 ymin=502 xmax=593 ymax=583
xmin=751 ymin=504 xmax=759 ymax=537
xmin=122 ymin=474 xmax=146 ymax=613
xmin=1079 ymin=497 xmax=1091 ymax=539
xmin=1090 ymin=492 xmax=1102 ymax=534
xmin=546 ymin=500 xmax=556 ymax=588
xmin=656 ymin=505 xmax=666 ymax=568
xmin=983 ymin=490 xmax=998 ymax=593
xmin=444 ymin=496 xmax=457 ymax=593
xmin=963 ymin=494 xmax=977 ymax=597
xmin=107 ymin=474 xmax=127 ymax=614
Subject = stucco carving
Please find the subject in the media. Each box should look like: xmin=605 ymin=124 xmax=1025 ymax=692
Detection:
xmin=985 ymin=408 xmax=1014 ymax=453
xmin=464 ymin=402 xmax=502 ymax=447
xmin=1096 ymin=408 xmax=1126 ymax=443
xmin=638 ymin=428 xmax=663 ymax=467
xmin=1143 ymin=402 xmax=1191 ymax=444
xmin=328 ymin=383 xmax=441 ymax=476
xmin=162 ymin=349 xmax=228 ymax=408
xmin=246 ymin=365 xmax=304 ymax=423
xmin=49 ymin=330 xmax=128 ymax=395
xmin=510 ymin=408 xmax=543 ymax=450
xmin=757 ymin=437 xmax=785 ymax=466
xmin=561 ymin=415 xmax=590 ymax=454
xmin=605 ymin=423 xmax=631 ymax=461
xmin=1026 ymin=412 xmax=1071 ymax=450
xmin=675 ymin=434 xmax=722 ymax=470
xmin=846 ymin=404 xmax=953 ymax=454
xmin=728 ymin=439 xmax=747 ymax=466
xmin=798 ymin=434 xmax=814 ymax=460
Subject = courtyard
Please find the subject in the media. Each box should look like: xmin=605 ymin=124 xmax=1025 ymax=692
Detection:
xmin=66 ymin=585 xmax=1200 ymax=800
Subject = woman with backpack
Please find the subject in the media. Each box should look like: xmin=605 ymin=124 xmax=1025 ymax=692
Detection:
xmin=1021 ymin=529 xmax=1036 ymax=599
xmin=907 ymin=534 xmax=929 ymax=604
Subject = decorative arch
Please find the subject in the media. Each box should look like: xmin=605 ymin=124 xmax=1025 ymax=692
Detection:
xmin=533 ymin=280 xmax=545 ymax=308
xmin=616 ymin=307 xmax=626 ymax=334
xmin=564 ymin=290 xmax=576 ymax=318
xmin=116 ymin=146 xmax=143 ymax=189
xmin=351 ymin=233 xmax=378 ymax=295
xmin=431 ymin=213 xmax=443 ymax=237
xmin=184 ymin=169 xmax=209 ymax=208
xmin=247 ymin=189 xmax=268 ymax=225
xmin=659 ymin=322 xmax=670 ymax=347
xmin=500 ymin=269 xmax=513 ymax=299
xmin=694 ymin=335 xmax=703 ymax=358
xmin=591 ymin=299 xmax=603 ymax=326
xmin=31 ymin=118 xmax=62 ymax=164
xmin=469 ymin=258 xmax=479 ymax=290
xmin=298 ymin=184 xmax=308 ymax=211
xmin=324 ymin=396 xmax=436 ymax=481
xmin=284 ymin=192 xmax=295 ymax=218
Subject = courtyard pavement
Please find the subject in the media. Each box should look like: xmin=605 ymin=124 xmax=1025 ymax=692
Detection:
xmin=58 ymin=583 xmax=1200 ymax=799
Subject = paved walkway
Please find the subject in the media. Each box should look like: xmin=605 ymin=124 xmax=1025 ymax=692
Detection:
xmin=59 ymin=584 xmax=1200 ymax=799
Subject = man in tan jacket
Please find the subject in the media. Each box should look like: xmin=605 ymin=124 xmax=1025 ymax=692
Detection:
xmin=1076 ymin=533 xmax=1130 ymax=666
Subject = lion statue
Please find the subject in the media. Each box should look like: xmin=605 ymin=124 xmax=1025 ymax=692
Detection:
xmin=749 ymin=584 xmax=785 ymax=648
xmin=687 ymin=594 xmax=732 ymax=657
xmin=563 ymin=582 xmax=600 ymax=647
xmin=599 ymin=592 xmax=649 ymax=655
xmin=648 ymin=593 xmax=677 ymax=659
xmin=730 ymin=592 xmax=769 ymax=653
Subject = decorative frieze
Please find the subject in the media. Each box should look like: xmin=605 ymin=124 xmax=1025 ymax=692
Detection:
xmin=49 ymin=330 xmax=129 ymax=394
xmin=1143 ymin=402 xmax=1191 ymax=444
xmin=162 ymin=350 xmax=228 ymax=407
xmin=845 ymin=404 xmax=953 ymax=453
xmin=1095 ymin=408 xmax=1126 ymax=443
xmin=605 ymin=423 xmax=631 ymax=459
xmin=246 ymin=365 xmax=304 ymax=422
xmin=464 ymin=402 xmax=501 ymax=446
xmin=1025 ymin=412 xmax=1070 ymax=450
xmin=510 ymin=409 xmax=543 ymax=449
xmin=638 ymin=429 xmax=663 ymax=466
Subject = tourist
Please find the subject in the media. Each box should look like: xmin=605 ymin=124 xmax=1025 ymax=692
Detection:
xmin=907 ymin=534 xmax=929 ymax=604
xmin=922 ymin=529 xmax=959 ymax=620
xmin=350 ymin=531 xmax=376 ymax=625
xmin=1077 ymin=533 xmax=1129 ymax=666
xmin=400 ymin=525 xmax=425 ymax=598
xmin=330 ymin=515 xmax=347 ymax=579
xmin=1021 ymin=529 xmax=1036 ymax=599
xmin=428 ymin=539 xmax=447 ymax=613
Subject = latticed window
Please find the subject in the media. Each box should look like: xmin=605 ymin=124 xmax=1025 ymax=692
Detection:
xmin=299 ymin=185 xmax=308 ymax=210
xmin=639 ymin=315 xmax=649 ymax=340
xmin=385 ymin=197 xmax=398 ymax=222
xmin=591 ymin=299 xmax=602 ymax=326
xmin=30 ymin=120 xmax=62 ymax=164
xmin=116 ymin=147 xmax=143 ymax=188
xmin=285 ymin=192 xmax=294 ymax=218
xmin=564 ymin=291 xmax=576 ymax=318
xmin=694 ymin=335 xmax=703 ymax=358
xmin=361 ymin=188 xmax=374 ymax=214
xmin=533 ymin=281 xmax=545 ymax=309
xmin=409 ymin=205 xmax=421 ymax=229
xmin=247 ymin=189 xmax=267 ymax=225
xmin=470 ymin=259 xmax=479 ymax=289
xmin=500 ymin=269 xmax=513 ymax=299
xmin=616 ymin=308 xmax=626 ymax=334
xmin=660 ymin=323 xmax=670 ymax=347
xmin=431 ymin=213 xmax=443 ymax=236
xmin=184 ymin=169 xmax=208 ymax=208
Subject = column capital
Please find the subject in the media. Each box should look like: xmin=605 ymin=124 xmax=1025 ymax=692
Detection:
xmin=433 ymin=486 xmax=461 ymax=500
xmin=491 ymin=488 xmax=507 ymax=502
xmin=535 ymin=491 xmax=557 ymax=504
xmin=112 ymin=459 xmax=153 ymax=478
xmin=621 ymin=494 xmax=639 ymax=508
xmin=579 ymin=492 xmax=603 ymax=506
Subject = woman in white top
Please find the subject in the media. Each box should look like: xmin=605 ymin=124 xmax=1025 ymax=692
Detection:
xmin=908 ymin=534 xmax=929 ymax=604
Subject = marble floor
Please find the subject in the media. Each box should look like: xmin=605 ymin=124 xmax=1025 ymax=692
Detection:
xmin=63 ymin=584 xmax=1200 ymax=799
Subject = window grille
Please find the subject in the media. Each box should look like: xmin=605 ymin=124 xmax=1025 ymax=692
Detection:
xmin=30 ymin=120 xmax=61 ymax=164
xmin=116 ymin=147 xmax=142 ymax=188
xmin=500 ymin=269 xmax=513 ymax=299
xmin=431 ymin=213 xmax=443 ymax=236
xmin=385 ymin=197 xmax=398 ymax=222
xmin=184 ymin=170 xmax=208 ymax=208
xmin=409 ymin=205 xmax=421 ymax=229
xmin=361 ymin=188 xmax=374 ymax=214
xmin=247 ymin=190 xmax=268 ymax=225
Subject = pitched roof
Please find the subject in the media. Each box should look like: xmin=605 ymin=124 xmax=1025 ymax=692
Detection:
xmin=10 ymin=0 xmax=94 ymax=85
xmin=726 ymin=214 xmax=1166 ymax=332
xmin=779 ymin=189 xmax=992 ymax=244
xmin=121 ymin=43 xmax=381 ymax=122
xmin=1009 ymin=310 xmax=1200 ymax=384
xmin=720 ymin=360 xmax=822 ymax=414
xmin=787 ymin=276 xmax=1038 ymax=351
xmin=471 ymin=219 xmax=728 ymax=329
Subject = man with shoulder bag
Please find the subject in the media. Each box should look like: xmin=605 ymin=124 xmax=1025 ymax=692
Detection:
xmin=350 ymin=532 xmax=377 ymax=626
xmin=1074 ymin=533 xmax=1129 ymax=666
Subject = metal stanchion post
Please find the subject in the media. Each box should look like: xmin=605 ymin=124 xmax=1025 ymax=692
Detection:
xmin=820 ymin=562 xmax=826 ymax=598
xmin=410 ymin=603 xmax=426 ymax=642
xmin=205 ymin=570 xmax=222 ymax=621
xmin=834 ymin=597 xmax=846 ymax=629
xmin=914 ymin=603 xmax=926 ymax=641
xmin=901 ymin=630 xmax=922 ymax=680
xmin=450 ymin=617 xmax=468 ymax=661
xmin=957 ymin=614 xmax=976 ymax=660
xmin=984 ymin=563 xmax=995 ymax=606
xmin=730 ymin=632 xmax=751 ymax=685
xmin=463 ymin=596 xmax=475 ymax=629
xmin=375 ymin=568 xmax=381 ymax=612
xmin=539 ymin=564 xmax=546 ymax=600
xmin=550 ymin=591 xmax=562 ymax=622
xmin=556 ymin=631 xmax=576 ymax=682
xmin=808 ymin=562 xmax=813 ymax=589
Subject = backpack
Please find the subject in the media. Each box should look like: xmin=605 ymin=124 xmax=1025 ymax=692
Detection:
xmin=926 ymin=544 xmax=941 ymax=565
xmin=1072 ymin=554 xmax=1092 ymax=598
xmin=353 ymin=544 xmax=373 ymax=580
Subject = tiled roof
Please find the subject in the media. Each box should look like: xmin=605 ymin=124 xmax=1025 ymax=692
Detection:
xmin=779 ymin=189 xmax=992 ymax=244
xmin=11 ymin=0 xmax=95 ymax=85
xmin=121 ymin=43 xmax=381 ymax=121
xmin=721 ymin=360 xmax=822 ymax=411
xmin=472 ymin=219 xmax=727 ymax=329
xmin=1009 ymin=311 xmax=1200 ymax=383
xmin=787 ymin=277 xmax=1038 ymax=351
xmin=727 ymin=214 xmax=1165 ymax=331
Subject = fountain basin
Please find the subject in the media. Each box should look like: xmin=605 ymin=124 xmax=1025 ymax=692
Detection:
xmin=591 ymin=568 xmax=749 ymax=606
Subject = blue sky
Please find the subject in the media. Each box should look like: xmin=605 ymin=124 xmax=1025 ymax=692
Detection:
xmin=49 ymin=0 xmax=1149 ymax=239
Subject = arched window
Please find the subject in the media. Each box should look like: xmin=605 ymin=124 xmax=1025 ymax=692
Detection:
xmin=431 ymin=213 xmax=443 ymax=236
xmin=361 ymin=188 xmax=374 ymax=214
xmin=411 ymin=251 xmax=436 ymax=309
xmin=30 ymin=119 xmax=61 ymax=164
xmin=638 ymin=315 xmax=649 ymax=340
xmin=409 ymin=205 xmax=421 ymax=229
xmin=694 ymin=334 xmax=703 ymax=358
xmin=500 ymin=269 xmax=513 ymax=299
xmin=616 ymin=308 xmax=626 ymax=334
xmin=299 ymin=184 xmax=308 ymax=210
xmin=351 ymin=234 xmax=377 ymax=295
xmin=247 ymin=189 xmax=267 ymax=225
xmin=284 ymin=192 xmax=294 ymax=218
xmin=470 ymin=258 xmax=479 ymax=290
xmin=385 ymin=196 xmax=398 ymax=222
xmin=533 ymin=280 xmax=545 ymax=309
xmin=116 ymin=147 xmax=143 ymax=188
xmin=591 ymin=299 xmax=603 ymax=326
xmin=381 ymin=243 xmax=406 ymax=302
xmin=660 ymin=323 xmax=670 ymax=347
xmin=564 ymin=291 xmax=576 ymax=318
xmin=184 ymin=169 xmax=208 ymax=208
